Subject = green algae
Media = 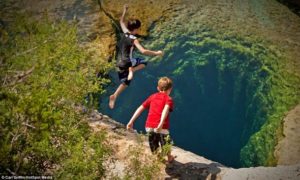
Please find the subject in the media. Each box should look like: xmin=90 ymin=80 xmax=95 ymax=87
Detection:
xmin=102 ymin=0 xmax=300 ymax=167
xmin=241 ymin=69 xmax=300 ymax=166
xmin=145 ymin=16 xmax=300 ymax=167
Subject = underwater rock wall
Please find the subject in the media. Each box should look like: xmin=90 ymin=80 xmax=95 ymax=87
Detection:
xmin=155 ymin=0 xmax=300 ymax=167
xmin=101 ymin=0 xmax=300 ymax=167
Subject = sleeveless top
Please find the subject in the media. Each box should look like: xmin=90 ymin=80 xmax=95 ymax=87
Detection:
xmin=117 ymin=32 xmax=137 ymax=69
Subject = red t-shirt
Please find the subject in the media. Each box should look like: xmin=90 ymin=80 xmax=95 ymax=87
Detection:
xmin=142 ymin=92 xmax=174 ymax=129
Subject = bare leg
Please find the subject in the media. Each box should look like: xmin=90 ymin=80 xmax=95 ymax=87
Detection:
xmin=127 ymin=68 xmax=134 ymax=81
xmin=132 ymin=64 xmax=146 ymax=72
xmin=128 ymin=64 xmax=145 ymax=80
xmin=109 ymin=83 xmax=127 ymax=109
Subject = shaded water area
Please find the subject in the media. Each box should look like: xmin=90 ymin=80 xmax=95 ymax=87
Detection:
xmin=100 ymin=1 xmax=300 ymax=168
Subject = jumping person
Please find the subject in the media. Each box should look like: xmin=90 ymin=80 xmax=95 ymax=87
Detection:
xmin=109 ymin=4 xmax=163 ymax=109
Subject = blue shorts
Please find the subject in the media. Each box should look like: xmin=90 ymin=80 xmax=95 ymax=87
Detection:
xmin=130 ymin=57 xmax=147 ymax=67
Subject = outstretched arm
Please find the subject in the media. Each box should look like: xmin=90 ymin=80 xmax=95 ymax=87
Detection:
xmin=120 ymin=4 xmax=129 ymax=33
xmin=155 ymin=104 xmax=170 ymax=132
xmin=134 ymin=39 xmax=163 ymax=56
xmin=127 ymin=105 xmax=145 ymax=130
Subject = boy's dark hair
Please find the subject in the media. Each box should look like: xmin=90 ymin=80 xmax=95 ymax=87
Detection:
xmin=127 ymin=19 xmax=141 ymax=31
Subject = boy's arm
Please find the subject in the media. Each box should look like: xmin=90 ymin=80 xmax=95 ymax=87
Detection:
xmin=120 ymin=4 xmax=129 ymax=33
xmin=134 ymin=39 xmax=163 ymax=56
xmin=155 ymin=104 xmax=170 ymax=132
xmin=127 ymin=105 xmax=145 ymax=130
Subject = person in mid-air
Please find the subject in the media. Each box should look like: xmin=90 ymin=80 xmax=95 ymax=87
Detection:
xmin=109 ymin=4 xmax=163 ymax=109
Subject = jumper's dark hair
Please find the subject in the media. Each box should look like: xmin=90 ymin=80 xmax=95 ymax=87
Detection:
xmin=127 ymin=19 xmax=141 ymax=31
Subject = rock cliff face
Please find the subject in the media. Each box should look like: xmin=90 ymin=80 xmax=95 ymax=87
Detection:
xmin=88 ymin=110 xmax=300 ymax=179
xmin=275 ymin=105 xmax=300 ymax=165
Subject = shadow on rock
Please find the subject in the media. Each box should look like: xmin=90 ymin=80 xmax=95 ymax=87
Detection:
xmin=165 ymin=160 xmax=222 ymax=180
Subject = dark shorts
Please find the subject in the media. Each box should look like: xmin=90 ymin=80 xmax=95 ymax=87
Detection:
xmin=118 ymin=69 xmax=131 ymax=86
xmin=148 ymin=132 xmax=172 ymax=153
xmin=117 ymin=58 xmax=147 ymax=86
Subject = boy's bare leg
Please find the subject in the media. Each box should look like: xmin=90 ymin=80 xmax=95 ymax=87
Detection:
xmin=128 ymin=64 xmax=145 ymax=80
xmin=127 ymin=68 xmax=134 ymax=81
xmin=109 ymin=83 xmax=127 ymax=109
xmin=132 ymin=64 xmax=146 ymax=72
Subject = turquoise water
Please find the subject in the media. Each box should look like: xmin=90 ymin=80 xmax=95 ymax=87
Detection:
xmin=99 ymin=0 xmax=300 ymax=168
xmin=99 ymin=2 xmax=278 ymax=167
xmin=100 ymin=34 xmax=269 ymax=167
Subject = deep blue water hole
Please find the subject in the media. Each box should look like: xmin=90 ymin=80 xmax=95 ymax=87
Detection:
xmin=100 ymin=40 xmax=265 ymax=168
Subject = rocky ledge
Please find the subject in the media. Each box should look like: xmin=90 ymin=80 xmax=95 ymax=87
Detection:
xmin=88 ymin=110 xmax=300 ymax=180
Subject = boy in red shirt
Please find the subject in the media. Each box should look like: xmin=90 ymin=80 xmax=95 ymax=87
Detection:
xmin=127 ymin=77 xmax=175 ymax=162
